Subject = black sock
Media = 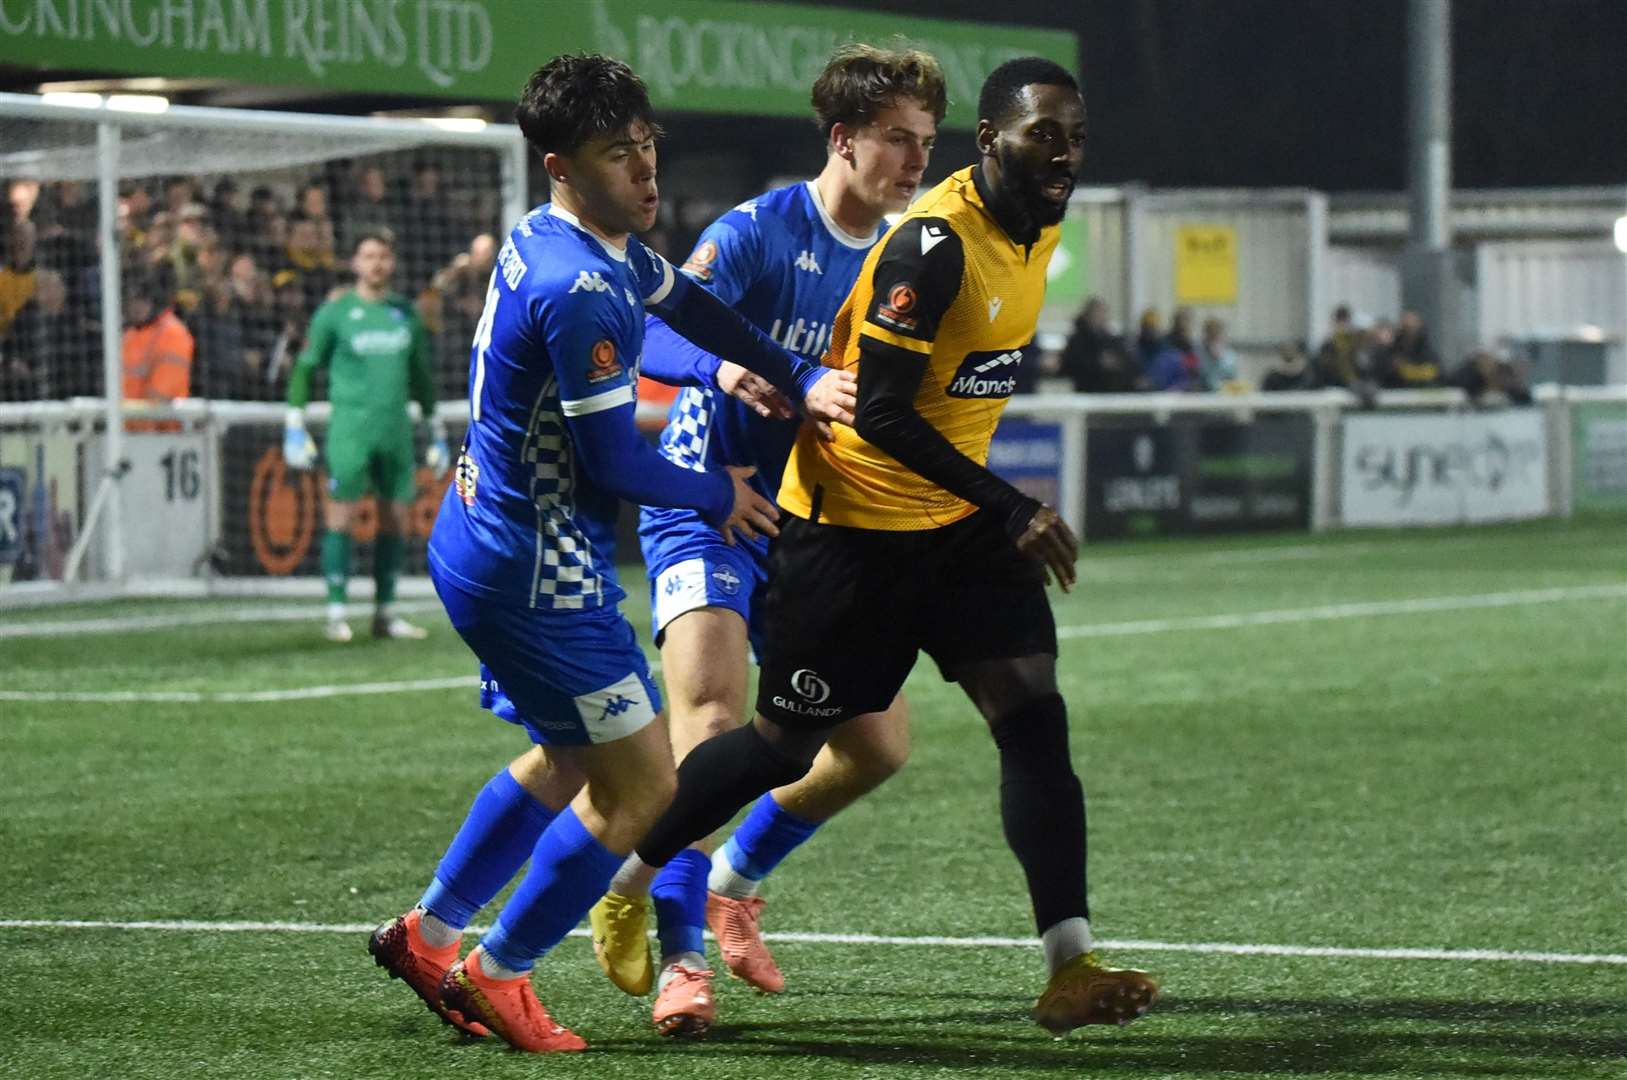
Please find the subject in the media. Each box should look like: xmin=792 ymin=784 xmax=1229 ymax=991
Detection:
xmin=989 ymin=693 xmax=1089 ymax=934
xmin=636 ymin=723 xmax=810 ymax=868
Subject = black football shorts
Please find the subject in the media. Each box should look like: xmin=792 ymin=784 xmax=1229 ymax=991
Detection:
xmin=755 ymin=509 xmax=1057 ymax=728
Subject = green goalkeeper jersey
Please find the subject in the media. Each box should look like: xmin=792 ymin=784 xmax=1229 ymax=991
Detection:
xmin=288 ymin=291 xmax=435 ymax=442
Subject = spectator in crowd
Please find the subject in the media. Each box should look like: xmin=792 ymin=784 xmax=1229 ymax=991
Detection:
xmin=1 ymin=268 xmax=95 ymax=400
xmin=191 ymin=278 xmax=247 ymax=399
xmin=245 ymin=185 xmax=287 ymax=267
xmin=1450 ymin=348 xmax=1533 ymax=407
xmin=162 ymin=176 xmax=198 ymax=217
xmin=418 ymin=232 xmax=495 ymax=398
xmin=168 ymin=206 xmax=214 ymax=314
xmin=1057 ymin=296 xmax=1138 ymax=392
xmin=121 ymin=268 xmax=193 ymax=425
xmin=1145 ymin=308 xmax=1201 ymax=391
xmin=1314 ymin=305 xmax=1366 ymax=389
xmin=1261 ymin=340 xmax=1319 ymax=391
xmin=210 ymin=178 xmax=254 ymax=253
xmin=8 ymin=178 xmax=41 ymax=225
xmin=1134 ymin=307 xmax=1164 ymax=374
xmin=1195 ymin=316 xmax=1239 ymax=390
xmin=275 ymin=215 xmax=339 ymax=317
xmin=0 ymin=219 xmax=39 ymax=342
xmin=1375 ymin=309 xmax=1444 ymax=389
xmin=338 ymin=164 xmax=399 ymax=251
xmin=399 ymin=159 xmax=458 ymax=291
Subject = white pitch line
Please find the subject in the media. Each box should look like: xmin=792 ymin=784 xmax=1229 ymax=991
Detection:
xmin=0 ymin=918 xmax=1621 ymax=967
xmin=0 ymin=676 xmax=478 ymax=704
xmin=0 ymin=599 xmax=443 ymax=639
xmin=1056 ymin=583 xmax=1627 ymax=639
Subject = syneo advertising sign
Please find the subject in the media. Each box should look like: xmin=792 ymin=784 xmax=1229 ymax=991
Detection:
xmin=0 ymin=0 xmax=1076 ymax=127
xmin=1571 ymin=400 xmax=1627 ymax=513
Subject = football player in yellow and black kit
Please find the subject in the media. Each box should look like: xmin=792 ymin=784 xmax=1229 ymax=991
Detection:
xmin=620 ymin=58 xmax=1158 ymax=1035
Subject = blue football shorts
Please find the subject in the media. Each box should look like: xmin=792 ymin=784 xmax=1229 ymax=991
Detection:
xmin=430 ymin=562 xmax=662 ymax=746
xmin=638 ymin=504 xmax=770 ymax=657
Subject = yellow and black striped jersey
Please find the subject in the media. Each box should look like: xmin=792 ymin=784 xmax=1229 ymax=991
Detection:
xmin=778 ymin=165 xmax=1059 ymax=530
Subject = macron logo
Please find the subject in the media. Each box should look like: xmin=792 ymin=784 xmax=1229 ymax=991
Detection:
xmin=794 ymin=250 xmax=822 ymax=274
xmin=988 ymin=297 xmax=1003 ymax=322
xmin=921 ymin=224 xmax=949 ymax=255
xmin=568 ymin=270 xmax=613 ymax=294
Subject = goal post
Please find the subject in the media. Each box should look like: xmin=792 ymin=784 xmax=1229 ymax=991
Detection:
xmin=0 ymin=93 xmax=527 ymax=602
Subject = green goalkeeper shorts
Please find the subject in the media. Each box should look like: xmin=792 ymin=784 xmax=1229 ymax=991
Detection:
xmin=324 ymin=430 xmax=417 ymax=503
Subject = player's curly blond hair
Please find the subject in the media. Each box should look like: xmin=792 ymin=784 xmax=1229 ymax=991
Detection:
xmin=811 ymin=42 xmax=948 ymax=138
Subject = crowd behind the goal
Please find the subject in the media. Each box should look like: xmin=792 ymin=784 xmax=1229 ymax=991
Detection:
xmin=0 ymin=169 xmax=1530 ymax=408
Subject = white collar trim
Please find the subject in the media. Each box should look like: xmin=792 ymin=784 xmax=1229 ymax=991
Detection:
xmin=548 ymin=203 xmax=628 ymax=262
xmin=805 ymin=181 xmax=877 ymax=250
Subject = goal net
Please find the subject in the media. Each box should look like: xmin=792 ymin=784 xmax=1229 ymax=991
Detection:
xmin=0 ymin=94 xmax=526 ymax=602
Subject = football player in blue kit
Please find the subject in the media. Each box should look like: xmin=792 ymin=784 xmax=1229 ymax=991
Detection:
xmin=365 ymin=54 xmax=856 ymax=1053
xmin=587 ymin=44 xmax=946 ymax=1036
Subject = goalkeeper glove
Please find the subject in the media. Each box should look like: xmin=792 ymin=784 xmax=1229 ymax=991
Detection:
xmin=423 ymin=418 xmax=450 ymax=476
xmin=283 ymin=409 xmax=317 ymax=471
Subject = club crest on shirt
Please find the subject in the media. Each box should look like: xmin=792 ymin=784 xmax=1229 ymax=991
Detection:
xmin=681 ymin=240 xmax=719 ymax=282
xmin=876 ymin=281 xmax=919 ymax=332
xmin=587 ymin=339 xmax=623 ymax=384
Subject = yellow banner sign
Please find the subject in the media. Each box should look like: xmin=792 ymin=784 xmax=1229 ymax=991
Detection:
xmin=1175 ymin=226 xmax=1238 ymax=304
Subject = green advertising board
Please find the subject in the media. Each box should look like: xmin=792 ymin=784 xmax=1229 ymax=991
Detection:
xmin=1571 ymin=400 xmax=1627 ymax=512
xmin=0 ymin=0 xmax=1076 ymax=128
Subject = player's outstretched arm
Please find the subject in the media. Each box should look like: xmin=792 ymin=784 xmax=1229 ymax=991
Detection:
xmin=567 ymin=405 xmax=778 ymax=545
xmin=648 ymin=273 xmax=854 ymax=426
xmin=283 ymin=304 xmax=336 ymax=470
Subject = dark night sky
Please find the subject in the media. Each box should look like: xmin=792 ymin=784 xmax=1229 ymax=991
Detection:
xmin=816 ymin=0 xmax=1627 ymax=192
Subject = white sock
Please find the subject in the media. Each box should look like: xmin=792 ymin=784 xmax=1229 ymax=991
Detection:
xmin=1041 ymin=917 xmax=1094 ymax=975
xmin=471 ymin=945 xmax=527 ymax=982
xmin=706 ymin=847 xmax=761 ymax=900
xmin=609 ymin=854 xmax=659 ymax=897
xmin=415 ymin=906 xmax=461 ymax=949
xmin=657 ymin=951 xmax=708 ymax=991
xmin=326 ymin=602 xmax=346 ymax=623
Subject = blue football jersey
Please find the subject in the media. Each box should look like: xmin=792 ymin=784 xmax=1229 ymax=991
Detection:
xmin=652 ymin=181 xmax=879 ymax=500
xmin=428 ymin=203 xmax=676 ymax=610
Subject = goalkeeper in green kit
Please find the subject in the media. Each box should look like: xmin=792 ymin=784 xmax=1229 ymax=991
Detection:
xmin=283 ymin=227 xmax=450 ymax=642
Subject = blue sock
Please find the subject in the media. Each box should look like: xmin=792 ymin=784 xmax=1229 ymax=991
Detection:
xmin=419 ymin=768 xmax=557 ymax=929
xmin=721 ymin=794 xmax=822 ymax=881
xmin=651 ymin=848 xmax=710 ymax=960
xmin=480 ymin=807 xmax=624 ymax=974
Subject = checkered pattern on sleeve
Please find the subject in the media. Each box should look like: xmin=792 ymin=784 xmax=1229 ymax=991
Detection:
xmin=524 ymin=400 xmax=608 ymax=610
xmin=658 ymin=386 xmax=715 ymax=472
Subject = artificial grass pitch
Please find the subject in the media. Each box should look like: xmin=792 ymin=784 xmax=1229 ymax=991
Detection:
xmin=3 ymin=516 xmax=1623 ymax=1079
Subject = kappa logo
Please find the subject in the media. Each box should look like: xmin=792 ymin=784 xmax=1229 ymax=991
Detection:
xmin=988 ymin=296 xmax=1003 ymax=322
xmin=568 ymin=270 xmax=613 ymax=294
xmin=920 ymin=223 xmax=949 ymax=255
xmin=735 ymin=200 xmax=759 ymax=221
xmin=794 ymin=249 xmax=822 ymax=274
xmin=598 ymin=694 xmax=639 ymax=721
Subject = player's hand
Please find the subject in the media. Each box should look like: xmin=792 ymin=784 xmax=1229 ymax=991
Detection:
xmin=800 ymin=368 xmax=857 ymax=428
xmin=282 ymin=413 xmax=316 ymax=471
xmin=725 ymin=357 xmax=800 ymax=416
xmin=718 ymin=361 xmax=796 ymax=420
xmin=719 ymin=465 xmax=780 ymax=546
xmin=1014 ymin=503 xmax=1078 ymax=593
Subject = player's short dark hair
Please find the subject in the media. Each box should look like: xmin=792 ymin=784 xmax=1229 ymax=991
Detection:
xmin=977 ymin=57 xmax=1079 ymax=126
xmin=811 ymin=42 xmax=948 ymax=138
xmin=351 ymin=226 xmax=396 ymax=254
xmin=516 ymin=54 xmax=662 ymax=158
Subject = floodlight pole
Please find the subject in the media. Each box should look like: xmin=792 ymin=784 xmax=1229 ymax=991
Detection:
xmin=1403 ymin=0 xmax=1459 ymax=366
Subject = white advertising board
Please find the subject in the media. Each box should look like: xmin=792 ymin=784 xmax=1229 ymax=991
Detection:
xmin=1341 ymin=412 xmax=1548 ymax=527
